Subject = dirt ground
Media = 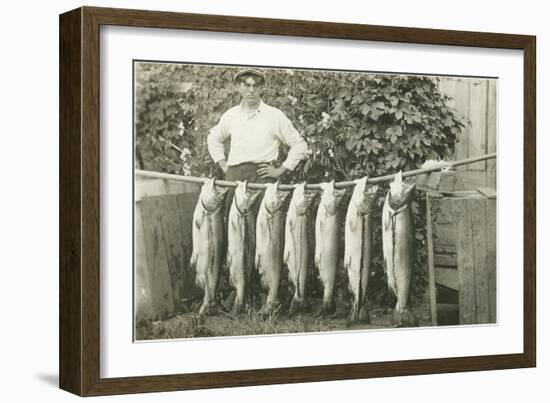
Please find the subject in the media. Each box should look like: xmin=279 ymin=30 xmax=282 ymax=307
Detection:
xmin=136 ymin=300 xmax=433 ymax=341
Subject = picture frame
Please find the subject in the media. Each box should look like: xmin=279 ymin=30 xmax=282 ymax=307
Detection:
xmin=59 ymin=6 xmax=536 ymax=396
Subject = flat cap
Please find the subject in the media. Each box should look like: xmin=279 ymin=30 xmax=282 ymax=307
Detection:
xmin=233 ymin=68 xmax=266 ymax=84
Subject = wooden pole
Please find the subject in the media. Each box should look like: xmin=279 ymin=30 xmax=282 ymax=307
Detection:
xmin=135 ymin=152 xmax=497 ymax=191
xmin=426 ymin=193 xmax=438 ymax=326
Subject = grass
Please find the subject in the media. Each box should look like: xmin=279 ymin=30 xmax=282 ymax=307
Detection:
xmin=134 ymin=299 xmax=432 ymax=340
xmin=136 ymin=307 xmax=338 ymax=340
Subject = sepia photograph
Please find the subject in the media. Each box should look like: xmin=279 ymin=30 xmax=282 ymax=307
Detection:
xmin=133 ymin=61 xmax=497 ymax=341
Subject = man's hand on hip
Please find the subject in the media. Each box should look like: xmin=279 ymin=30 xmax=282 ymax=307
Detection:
xmin=257 ymin=163 xmax=287 ymax=179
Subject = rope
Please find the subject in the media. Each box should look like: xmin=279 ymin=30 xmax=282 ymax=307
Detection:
xmin=135 ymin=152 xmax=496 ymax=190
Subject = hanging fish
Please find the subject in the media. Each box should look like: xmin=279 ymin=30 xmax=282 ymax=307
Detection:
xmin=190 ymin=178 xmax=229 ymax=317
xmin=382 ymin=171 xmax=418 ymax=327
xmin=314 ymin=181 xmax=347 ymax=317
xmin=284 ymin=183 xmax=316 ymax=316
xmin=344 ymin=177 xmax=379 ymax=326
xmin=227 ymin=181 xmax=262 ymax=314
xmin=255 ymin=182 xmax=291 ymax=316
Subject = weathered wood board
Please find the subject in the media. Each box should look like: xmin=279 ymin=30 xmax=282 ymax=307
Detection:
xmin=138 ymin=191 xmax=201 ymax=320
xmin=439 ymin=77 xmax=497 ymax=189
xmin=435 ymin=267 xmax=459 ymax=290
xmin=452 ymin=198 xmax=497 ymax=324
xmin=135 ymin=202 xmax=153 ymax=319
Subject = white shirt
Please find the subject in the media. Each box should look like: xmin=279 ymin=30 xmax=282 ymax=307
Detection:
xmin=207 ymin=101 xmax=308 ymax=171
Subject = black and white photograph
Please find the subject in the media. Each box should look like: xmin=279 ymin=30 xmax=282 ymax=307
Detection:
xmin=133 ymin=62 xmax=497 ymax=340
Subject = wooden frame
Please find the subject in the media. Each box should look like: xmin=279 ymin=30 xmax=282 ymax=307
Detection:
xmin=59 ymin=6 xmax=536 ymax=396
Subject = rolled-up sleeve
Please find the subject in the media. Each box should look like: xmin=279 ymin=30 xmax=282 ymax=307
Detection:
xmin=207 ymin=113 xmax=230 ymax=163
xmin=276 ymin=113 xmax=308 ymax=171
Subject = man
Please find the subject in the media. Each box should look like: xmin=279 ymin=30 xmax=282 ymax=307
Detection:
xmin=207 ymin=68 xmax=308 ymax=311
xmin=207 ymin=68 xmax=308 ymax=184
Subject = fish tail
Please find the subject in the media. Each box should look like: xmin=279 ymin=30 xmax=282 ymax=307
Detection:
xmin=391 ymin=307 xmax=418 ymax=328
xmin=289 ymin=295 xmax=304 ymax=317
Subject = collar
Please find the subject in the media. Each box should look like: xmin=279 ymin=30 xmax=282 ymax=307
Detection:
xmin=239 ymin=100 xmax=265 ymax=115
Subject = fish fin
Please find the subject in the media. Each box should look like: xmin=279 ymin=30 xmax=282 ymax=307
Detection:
xmin=315 ymin=252 xmax=321 ymax=270
xmin=259 ymin=216 xmax=267 ymax=235
xmin=284 ymin=247 xmax=291 ymax=265
xmin=348 ymin=212 xmax=358 ymax=232
xmin=255 ymin=253 xmax=261 ymax=271
xmin=319 ymin=211 xmax=326 ymax=231
xmin=226 ymin=250 xmax=232 ymax=269
xmin=229 ymin=211 xmax=238 ymax=230
xmin=382 ymin=197 xmax=391 ymax=231
xmin=194 ymin=209 xmax=204 ymax=229
xmin=344 ymin=254 xmax=352 ymax=271
xmin=190 ymin=252 xmax=197 ymax=271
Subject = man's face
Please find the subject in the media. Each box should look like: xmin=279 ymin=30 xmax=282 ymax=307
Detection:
xmin=238 ymin=76 xmax=263 ymax=105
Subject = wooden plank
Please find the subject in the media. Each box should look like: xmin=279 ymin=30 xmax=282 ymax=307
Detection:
xmin=434 ymin=254 xmax=457 ymax=267
xmin=135 ymin=202 xmax=153 ymax=320
xmin=455 ymin=171 xmax=488 ymax=190
xmin=432 ymin=198 xmax=454 ymax=224
xmin=437 ymin=303 xmax=459 ymax=326
xmin=433 ymin=244 xmax=457 ymax=255
xmin=486 ymin=80 xmax=497 ymax=189
xmin=433 ymin=222 xmax=460 ymax=246
xmin=141 ymin=196 xmax=176 ymax=319
xmin=453 ymin=197 xmax=496 ymax=325
xmin=426 ymin=194 xmax=438 ymax=326
xmin=139 ymin=192 xmax=202 ymax=320
xmin=453 ymin=199 xmax=476 ymax=324
xmin=416 ymin=171 xmax=460 ymax=193
xmin=435 ymin=267 xmax=459 ymax=290
xmin=485 ymin=200 xmax=497 ymax=323
xmin=442 ymin=78 xmax=471 ymax=165
xmin=161 ymin=196 xmax=186 ymax=306
xmin=135 ymin=178 xmax=200 ymax=202
xmin=438 ymin=190 xmax=481 ymax=197
xmin=468 ymin=80 xmax=488 ymax=171
xmin=471 ymin=198 xmax=490 ymax=323
xmin=476 ymin=187 xmax=497 ymax=199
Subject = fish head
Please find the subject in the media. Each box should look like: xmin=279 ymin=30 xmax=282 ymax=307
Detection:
xmin=290 ymin=183 xmax=316 ymax=215
xmin=262 ymin=182 xmax=290 ymax=214
xmin=351 ymin=177 xmax=378 ymax=214
xmin=291 ymin=183 xmax=306 ymax=209
xmin=388 ymin=171 xmax=415 ymax=208
xmin=200 ymin=178 xmax=228 ymax=212
xmin=320 ymin=181 xmax=346 ymax=215
xmin=234 ymin=181 xmax=261 ymax=213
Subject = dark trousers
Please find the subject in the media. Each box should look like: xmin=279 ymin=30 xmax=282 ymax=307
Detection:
xmin=224 ymin=162 xmax=276 ymax=218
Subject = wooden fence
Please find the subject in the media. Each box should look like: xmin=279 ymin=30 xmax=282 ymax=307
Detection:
xmin=440 ymin=77 xmax=497 ymax=189
xmin=135 ymin=179 xmax=202 ymax=320
xmin=428 ymin=193 xmax=496 ymax=325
